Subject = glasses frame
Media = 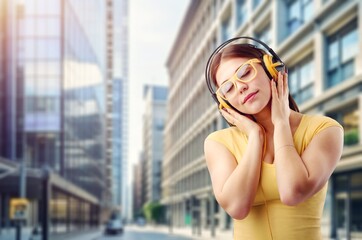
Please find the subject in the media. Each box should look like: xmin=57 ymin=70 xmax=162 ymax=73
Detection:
xmin=216 ymin=58 xmax=261 ymax=100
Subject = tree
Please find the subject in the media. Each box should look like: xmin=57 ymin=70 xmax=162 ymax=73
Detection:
xmin=142 ymin=201 xmax=165 ymax=224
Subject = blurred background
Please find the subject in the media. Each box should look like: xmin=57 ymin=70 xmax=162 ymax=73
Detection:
xmin=0 ymin=0 xmax=361 ymax=240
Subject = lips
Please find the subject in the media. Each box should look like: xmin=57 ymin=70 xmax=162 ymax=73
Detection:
xmin=243 ymin=91 xmax=258 ymax=104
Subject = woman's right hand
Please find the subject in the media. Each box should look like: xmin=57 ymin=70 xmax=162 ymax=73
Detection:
xmin=220 ymin=107 xmax=263 ymax=137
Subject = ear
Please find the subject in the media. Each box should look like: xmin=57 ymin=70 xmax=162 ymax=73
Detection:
xmin=263 ymin=55 xmax=284 ymax=80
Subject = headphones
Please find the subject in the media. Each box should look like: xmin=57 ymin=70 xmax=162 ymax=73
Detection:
xmin=205 ymin=36 xmax=285 ymax=119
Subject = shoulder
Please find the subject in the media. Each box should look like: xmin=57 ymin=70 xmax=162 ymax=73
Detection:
xmin=296 ymin=114 xmax=343 ymax=149
xmin=205 ymin=127 xmax=247 ymax=154
xmin=302 ymin=114 xmax=343 ymax=134
xmin=205 ymin=127 xmax=245 ymax=143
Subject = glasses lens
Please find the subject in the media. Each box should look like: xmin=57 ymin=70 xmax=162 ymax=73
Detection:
xmin=236 ymin=64 xmax=255 ymax=82
xmin=220 ymin=81 xmax=233 ymax=98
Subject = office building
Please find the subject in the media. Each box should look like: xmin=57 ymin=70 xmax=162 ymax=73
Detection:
xmin=143 ymin=85 xmax=168 ymax=203
xmin=0 ymin=0 xmax=108 ymax=234
xmin=163 ymin=0 xmax=362 ymax=238
xmin=105 ymin=0 xmax=129 ymax=221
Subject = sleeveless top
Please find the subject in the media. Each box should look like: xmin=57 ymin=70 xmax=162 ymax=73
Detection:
xmin=205 ymin=114 xmax=342 ymax=240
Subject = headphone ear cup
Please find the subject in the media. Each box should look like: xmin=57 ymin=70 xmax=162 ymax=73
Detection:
xmin=263 ymin=54 xmax=283 ymax=80
xmin=216 ymin=94 xmax=230 ymax=110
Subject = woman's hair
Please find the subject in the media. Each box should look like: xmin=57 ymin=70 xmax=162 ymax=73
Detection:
xmin=210 ymin=44 xmax=299 ymax=112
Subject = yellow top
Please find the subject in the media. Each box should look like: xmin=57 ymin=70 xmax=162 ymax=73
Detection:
xmin=206 ymin=114 xmax=342 ymax=240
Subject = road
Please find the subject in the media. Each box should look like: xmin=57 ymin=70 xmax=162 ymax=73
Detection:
xmin=95 ymin=230 xmax=193 ymax=240
xmin=0 ymin=225 xmax=197 ymax=240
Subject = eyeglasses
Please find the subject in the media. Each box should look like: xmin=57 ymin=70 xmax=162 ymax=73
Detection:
xmin=216 ymin=58 xmax=261 ymax=100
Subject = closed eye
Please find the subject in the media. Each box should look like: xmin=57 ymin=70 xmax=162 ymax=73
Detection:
xmin=236 ymin=64 xmax=252 ymax=79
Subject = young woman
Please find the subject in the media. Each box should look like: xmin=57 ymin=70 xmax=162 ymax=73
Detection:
xmin=204 ymin=39 xmax=344 ymax=239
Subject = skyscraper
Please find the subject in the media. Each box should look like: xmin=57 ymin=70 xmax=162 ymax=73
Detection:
xmin=105 ymin=0 xmax=129 ymax=221
xmin=0 ymin=0 xmax=109 ymax=233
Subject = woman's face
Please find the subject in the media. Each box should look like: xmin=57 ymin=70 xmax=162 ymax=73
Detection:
xmin=215 ymin=57 xmax=272 ymax=115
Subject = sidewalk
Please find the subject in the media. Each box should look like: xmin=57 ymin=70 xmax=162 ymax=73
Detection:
xmin=0 ymin=226 xmax=102 ymax=240
xmin=0 ymin=227 xmax=33 ymax=240
xmin=127 ymin=224 xmax=233 ymax=240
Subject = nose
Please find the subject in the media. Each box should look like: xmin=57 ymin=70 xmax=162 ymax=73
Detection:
xmin=235 ymin=80 xmax=248 ymax=93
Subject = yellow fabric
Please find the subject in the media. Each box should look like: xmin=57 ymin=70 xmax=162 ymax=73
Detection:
xmin=206 ymin=114 xmax=342 ymax=240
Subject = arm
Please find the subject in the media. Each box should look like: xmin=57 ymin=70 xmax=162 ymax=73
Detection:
xmin=204 ymin=129 xmax=264 ymax=220
xmin=271 ymin=71 xmax=343 ymax=205
xmin=273 ymin=122 xmax=343 ymax=205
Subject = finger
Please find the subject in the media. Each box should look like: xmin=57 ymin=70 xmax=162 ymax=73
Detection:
xmin=223 ymin=107 xmax=249 ymax=123
xmin=220 ymin=108 xmax=234 ymax=123
xmin=271 ymin=80 xmax=278 ymax=99
xmin=278 ymin=71 xmax=284 ymax=96
xmin=283 ymin=73 xmax=289 ymax=96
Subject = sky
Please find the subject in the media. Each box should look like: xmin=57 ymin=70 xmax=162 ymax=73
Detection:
xmin=128 ymin=0 xmax=190 ymax=172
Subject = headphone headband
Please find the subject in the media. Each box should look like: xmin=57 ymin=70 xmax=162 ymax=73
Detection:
xmin=205 ymin=36 xmax=283 ymax=95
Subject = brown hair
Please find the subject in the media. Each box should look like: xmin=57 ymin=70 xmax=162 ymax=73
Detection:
xmin=210 ymin=44 xmax=299 ymax=112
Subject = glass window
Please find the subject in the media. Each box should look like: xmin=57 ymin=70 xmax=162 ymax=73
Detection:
xmin=288 ymin=56 xmax=314 ymax=104
xmin=221 ymin=16 xmax=232 ymax=42
xmin=236 ymin=0 xmax=248 ymax=27
xmin=23 ymin=0 xmax=37 ymax=16
xmin=47 ymin=0 xmax=61 ymax=15
xmin=47 ymin=18 xmax=60 ymax=37
xmin=20 ymin=18 xmax=36 ymax=37
xmin=253 ymin=0 xmax=262 ymax=8
xmin=25 ymin=78 xmax=36 ymax=96
xmin=326 ymin=20 xmax=358 ymax=88
xmin=24 ymin=62 xmax=37 ymax=76
xmin=341 ymin=30 xmax=358 ymax=63
xmin=286 ymin=0 xmax=313 ymax=35
xmin=23 ymin=39 xmax=36 ymax=59
xmin=36 ymin=39 xmax=61 ymax=60
xmin=36 ymin=18 xmax=60 ymax=37
xmin=255 ymin=25 xmax=271 ymax=46
xmin=47 ymin=61 xmax=61 ymax=76
xmin=37 ymin=0 xmax=49 ymax=15
xmin=351 ymin=190 xmax=362 ymax=236
xmin=328 ymin=106 xmax=359 ymax=146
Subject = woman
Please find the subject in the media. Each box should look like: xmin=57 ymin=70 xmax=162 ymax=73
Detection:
xmin=204 ymin=39 xmax=344 ymax=239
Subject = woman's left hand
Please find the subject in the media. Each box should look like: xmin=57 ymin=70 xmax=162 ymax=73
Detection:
xmin=271 ymin=70 xmax=290 ymax=125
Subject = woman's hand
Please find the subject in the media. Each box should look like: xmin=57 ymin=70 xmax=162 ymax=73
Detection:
xmin=271 ymin=70 xmax=290 ymax=126
xmin=220 ymin=107 xmax=262 ymax=137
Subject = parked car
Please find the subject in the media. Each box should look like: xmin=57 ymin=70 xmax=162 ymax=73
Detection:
xmin=105 ymin=216 xmax=124 ymax=235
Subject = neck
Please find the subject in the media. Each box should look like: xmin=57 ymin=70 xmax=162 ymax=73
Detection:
xmin=253 ymin=108 xmax=274 ymax=134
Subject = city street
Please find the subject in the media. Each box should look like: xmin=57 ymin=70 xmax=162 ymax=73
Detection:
xmin=96 ymin=230 xmax=192 ymax=240
xmin=0 ymin=225 xmax=197 ymax=240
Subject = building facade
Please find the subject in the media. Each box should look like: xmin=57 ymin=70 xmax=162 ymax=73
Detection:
xmin=132 ymin=152 xmax=146 ymax=219
xmin=163 ymin=0 xmax=362 ymax=239
xmin=143 ymin=85 xmax=168 ymax=203
xmin=105 ymin=0 xmax=129 ymax=221
xmin=0 ymin=0 xmax=109 ymax=234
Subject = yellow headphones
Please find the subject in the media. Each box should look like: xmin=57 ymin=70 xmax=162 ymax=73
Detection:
xmin=205 ymin=36 xmax=285 ymax=120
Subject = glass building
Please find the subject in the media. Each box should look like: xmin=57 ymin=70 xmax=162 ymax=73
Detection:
xmin=0 ymin=0 xmax=108 ymax=234
xmin=143 ymin=85 xmax=167 ymax=203
xmin=105 ymin=0 xmax=129 ymax=221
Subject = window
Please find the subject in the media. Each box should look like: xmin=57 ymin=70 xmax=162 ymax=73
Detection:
xmin=326 ymin=20 xmax=358 ymax=88
xmin=286 ymin=0 xmax=313 ymax=35
xmin=255 ymin=24 xmax=271 ymax=46
xmin=236 ymin=0 xmax=248 ymax=27
xmin=332 ymin=172 xmax=362 ymax=239
xmin=221 ymin=16 xmax=232 ymax=42
xmin=288 ymin=57 xmax=314 ymax=104
xmin=328 ymin=106 xmax=359 ymax=146
xmin=253 ymin=0 xmax=262 ymax=8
